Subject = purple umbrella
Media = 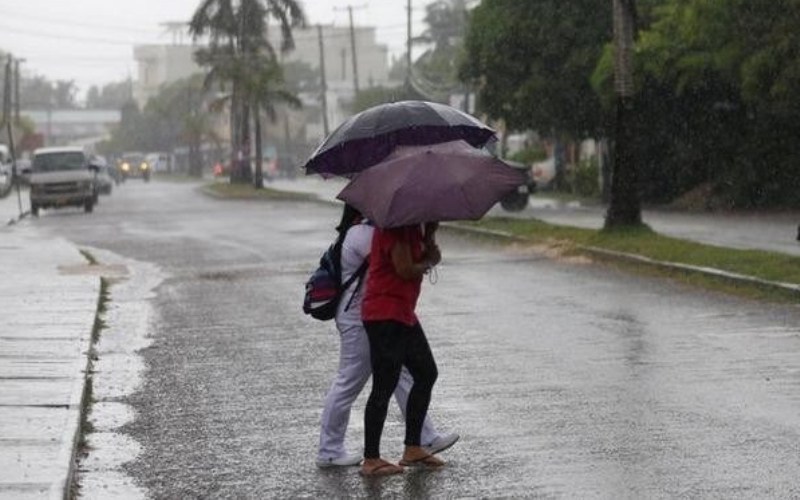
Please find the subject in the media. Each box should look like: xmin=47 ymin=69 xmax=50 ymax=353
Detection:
xmin=336 ymin=140 xmax=527 ymax=228
xmin=303 ymin=100 xmax=496 ymax=177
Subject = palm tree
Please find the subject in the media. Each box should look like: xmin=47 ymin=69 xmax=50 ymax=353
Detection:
xmin=243 ymin=57 xmax=301 ymax=187
xmin=190 ymin=0 xmax=306 ymax=183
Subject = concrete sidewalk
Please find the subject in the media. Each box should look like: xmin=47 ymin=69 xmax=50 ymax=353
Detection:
xmin=0 ymin=191 xmax=100 ymax=499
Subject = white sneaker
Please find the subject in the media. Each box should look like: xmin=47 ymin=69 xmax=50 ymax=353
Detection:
xmin=423 ymin=432 xmax=460 ymax=455
xmin=316 ymin=453 xmax=362 ymax=468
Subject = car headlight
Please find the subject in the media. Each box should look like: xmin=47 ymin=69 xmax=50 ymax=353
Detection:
xmin=121 ymin=162 xmax=130 ymax=172
xmin=140 ymin=162 xmax=149 ymax=170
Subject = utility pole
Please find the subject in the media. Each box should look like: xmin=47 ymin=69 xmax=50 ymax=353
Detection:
xmin=605 ymin=0 xmax=642 ymax=228
xmin=317 ymin=24 xmax=330 ymax=136
xmin=334 ymin=4 xmax=366 ymax=94
xmin=406 ymin=0 xmax=412 ymax=87
xmin=347 ymin=5 xmax=360 ymax=93
xmin=13 ymin=58 xmax=24 ymax=125
xmin=1 ymin=56 xmax=11 ymax=129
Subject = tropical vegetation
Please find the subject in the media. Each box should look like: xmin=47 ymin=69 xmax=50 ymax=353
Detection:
xmin=459 ymin=0 xmax=800 ymax=210
xmin=189 ymin=0 xmax=306 ymax=187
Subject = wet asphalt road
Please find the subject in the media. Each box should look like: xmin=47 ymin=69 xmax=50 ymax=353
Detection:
xmin=31 ymin=180 xmax=800 ymax=499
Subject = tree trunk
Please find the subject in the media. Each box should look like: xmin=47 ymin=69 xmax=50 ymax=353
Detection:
xmin=229 ymin=84 xmax=241 ymax=181
xmin=605 ymin=96 xmax=641 ymax=227
xmin=189 ymin=140 xmax=202 ymax=178
xmin=232 ymin=102 xmax=253 ymax=184
xmin=254 ymin=106 xmax=263 ymax=189
xmin=605 ymin=0 xmax=642 ymax=228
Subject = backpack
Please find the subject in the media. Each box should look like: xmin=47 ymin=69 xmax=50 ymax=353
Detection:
xmin=302 ymin=231 xmax=369 ymax=321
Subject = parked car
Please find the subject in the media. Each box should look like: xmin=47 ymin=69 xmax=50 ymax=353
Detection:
xmin=117 ymin=152 xmax=151 ymax=182
xmin=27 ymin=146 xmax=99 ymax=216
xmin=499 ymin=159 xmax=537 ymax=212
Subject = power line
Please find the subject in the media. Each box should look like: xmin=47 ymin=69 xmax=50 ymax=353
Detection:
xmin=0 ymin=7 xmax=164 ymax=35
xmin=0 ymin=22 xmax=155 ymax=46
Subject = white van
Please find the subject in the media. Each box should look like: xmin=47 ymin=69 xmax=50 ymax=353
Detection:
xmin=28 ymin=146 xmax=99 ymax=216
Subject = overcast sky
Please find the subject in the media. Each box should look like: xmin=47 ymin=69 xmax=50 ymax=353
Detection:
xmin=0 ymin=0 xmax=434 ymax=100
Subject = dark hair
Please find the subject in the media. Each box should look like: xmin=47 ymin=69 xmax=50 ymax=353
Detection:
xmin=336 ymin=204 xmax=362 ymax=235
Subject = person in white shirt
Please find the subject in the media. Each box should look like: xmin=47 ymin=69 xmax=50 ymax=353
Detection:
xmin=316 ymin=205 xmax=459 ymax=468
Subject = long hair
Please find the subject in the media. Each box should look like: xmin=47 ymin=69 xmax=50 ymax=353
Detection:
xmin=336 ymin=204 xmax=362 ymax=236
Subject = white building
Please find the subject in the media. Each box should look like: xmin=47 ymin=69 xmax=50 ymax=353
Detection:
xmin=273 ymin=25 xmax=390 ymax=90
xmin=133 ymin=44 xmax=203 ymax=109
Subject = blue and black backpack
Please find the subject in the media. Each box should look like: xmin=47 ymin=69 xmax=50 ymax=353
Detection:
xmin=302 ymin=231 xmax=369 ymax=321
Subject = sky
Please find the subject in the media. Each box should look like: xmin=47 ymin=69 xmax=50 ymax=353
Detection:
xmin=0 ymin=0 xmax=434 ymax=100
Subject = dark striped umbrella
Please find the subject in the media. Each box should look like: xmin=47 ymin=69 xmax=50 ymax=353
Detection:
xmin=303 ymin=100 xmax=496 ymax=177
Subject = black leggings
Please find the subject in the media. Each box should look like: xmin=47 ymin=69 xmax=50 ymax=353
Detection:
xmin=363 ymin=320 xmax=438 ymax=459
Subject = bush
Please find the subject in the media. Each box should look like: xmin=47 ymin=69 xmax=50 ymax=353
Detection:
xmin=508 ymin=147 xmax=547 ymax=165
xmin=570 ymin=158 xmax=601 ymax=198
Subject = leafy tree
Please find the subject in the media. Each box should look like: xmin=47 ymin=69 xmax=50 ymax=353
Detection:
xmin=241 ymin=57 xmax=301 ymax=186
xmin=411 ymin=0 xmax=469 ymax=100
xmin=459 ymin=0 xmax=611 ymax=139
xmin=619 ymin=0 xmax=800 ymax=208
xmin=101 ymin=76 xmax=220 ymax=177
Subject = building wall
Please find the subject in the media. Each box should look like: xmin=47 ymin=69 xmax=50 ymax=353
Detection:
xmin=275 ymin=25 xmax=390 ymax=89
xmin=133 ymin=44 xmax=203 ymax=109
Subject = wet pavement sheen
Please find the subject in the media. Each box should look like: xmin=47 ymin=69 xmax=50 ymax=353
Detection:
xmin=28 ymin=180 xmax=800 ymax=499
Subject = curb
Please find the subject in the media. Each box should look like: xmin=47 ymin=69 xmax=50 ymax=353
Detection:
xmin=580 ymin=246 xmax=800 ymax=295
xmin=56 ymin=255 xmax=104 ymax=500
xmin=439 ymin=223 xmax=800 ymax=297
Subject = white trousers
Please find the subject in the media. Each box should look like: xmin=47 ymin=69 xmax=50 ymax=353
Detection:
xmin=318 ymin=319 xmax=440 ymax=459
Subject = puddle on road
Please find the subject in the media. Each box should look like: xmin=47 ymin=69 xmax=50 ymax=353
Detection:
xmin=76 ymin=247 xmax=165 ymax=500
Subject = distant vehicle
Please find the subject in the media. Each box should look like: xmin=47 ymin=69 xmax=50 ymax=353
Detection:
xmin=28 ymin=146 xmax=99 ymax=216
xmin=91 ymin=155 xmax=114 ymax=195
xmin=118 ymin=152 xmax=151 ymax=182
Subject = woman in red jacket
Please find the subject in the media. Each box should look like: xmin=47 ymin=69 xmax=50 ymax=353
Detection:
xmin=359 ymin=221 xmax=443 ymax=476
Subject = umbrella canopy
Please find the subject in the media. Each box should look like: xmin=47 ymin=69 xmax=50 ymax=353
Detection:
xmin=336 ymin=140 xmax=527 ymax=228
xmin=303 ymin=100 xmax=496 ymax=177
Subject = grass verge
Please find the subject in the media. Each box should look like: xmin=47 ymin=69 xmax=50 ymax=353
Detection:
xmin=458 ymin=217 xmax=800 ymax=303
xmin=202 ymin=181 xmax=317 ymax=201
xmin=201 ymin=182 xmax=799 ymax=302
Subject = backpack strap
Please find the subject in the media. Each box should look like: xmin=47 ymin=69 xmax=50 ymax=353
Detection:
xmin=343 ymin=257 xmax=369 ymax=312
